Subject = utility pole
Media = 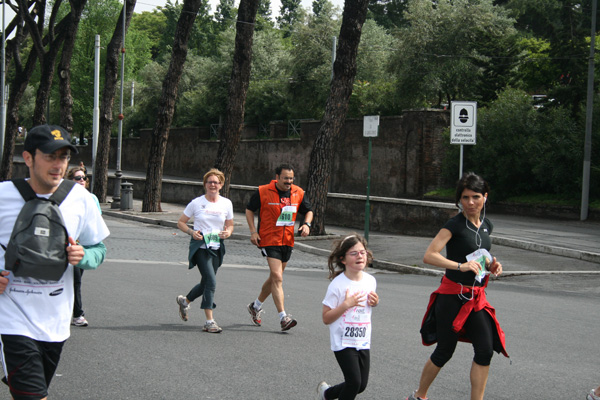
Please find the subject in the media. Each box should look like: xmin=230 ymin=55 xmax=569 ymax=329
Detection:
xmin=0 ymin=0 xmax=6 ymax=166
xmin=112 ymin=2 xmax=126 ymax=209
xmin=92 ymin=35 xmax=100 ymax=191
xmin=581 ymin=0 xmax=597 ymax=220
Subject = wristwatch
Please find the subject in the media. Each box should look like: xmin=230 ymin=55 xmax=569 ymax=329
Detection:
xmin=303 ymin=222 xmax=311 ymax=227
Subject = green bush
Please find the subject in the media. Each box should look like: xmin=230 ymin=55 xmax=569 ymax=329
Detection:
xmin=463 ymin=87 xmax=595 ymax=201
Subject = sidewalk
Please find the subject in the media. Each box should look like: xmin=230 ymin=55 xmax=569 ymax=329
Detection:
xmin=102 ymin=197 xmax=600 ymax=277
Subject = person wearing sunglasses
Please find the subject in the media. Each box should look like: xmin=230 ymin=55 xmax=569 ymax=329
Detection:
xmin=66 ymin=166 xmax=101 ymax=328
xmin=175 ymin=169 xmax=234 ymax=333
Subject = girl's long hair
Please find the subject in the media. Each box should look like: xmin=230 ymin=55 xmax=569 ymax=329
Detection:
xmin=327 ymin=233 xmax=373 ymax=280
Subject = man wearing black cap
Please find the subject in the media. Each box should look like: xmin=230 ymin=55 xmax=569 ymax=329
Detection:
xmin=0 ymin=125 xmax=110 ymax=400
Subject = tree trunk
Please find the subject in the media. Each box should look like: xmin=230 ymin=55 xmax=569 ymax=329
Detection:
xmin=29 ymin=0 xmax=65 ymax=126
xmin=0 ymin=1 xmax=46 ymax=180
xmin=142 ymin=0 xmax=203 ymax=212
xmin=92 ymin=0 xmax=136 ymax=202
xmin=213 ymin=0 xmax=260 ymax=197
xmin=0 ymin=51 xmax=39 ymax=180
xmin=59 ymin=0 xmax=88 ymax=133
xmin=306 ymin=0 xmax=370 ymax=235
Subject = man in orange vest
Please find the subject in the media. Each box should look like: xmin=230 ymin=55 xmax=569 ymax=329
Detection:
xmin=246 ymin=164 xmax=313 ymax=331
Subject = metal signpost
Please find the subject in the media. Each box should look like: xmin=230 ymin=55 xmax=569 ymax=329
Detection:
xmin=450 ymin=101 xmax=477 ymax=178
xmin=363 ymin=115 xmax=379 ymax=241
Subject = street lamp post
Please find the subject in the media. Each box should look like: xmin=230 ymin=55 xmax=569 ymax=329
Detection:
xmin=111 ymin=2 xmax=126 ymax=209
xmin=0 ymin=0 xmax=6 ymax=166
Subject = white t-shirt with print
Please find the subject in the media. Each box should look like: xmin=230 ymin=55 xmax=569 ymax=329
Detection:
xmin=0 ymin=180 xmax=110 ymax=342
xmin=322 ymin=272 xmax=377 ymax=352
xmin=183 ymin=195 xmax=233 ymax=249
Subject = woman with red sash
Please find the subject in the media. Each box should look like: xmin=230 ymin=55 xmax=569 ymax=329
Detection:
xmin=406 ymin=172 xmax=508 ymax=400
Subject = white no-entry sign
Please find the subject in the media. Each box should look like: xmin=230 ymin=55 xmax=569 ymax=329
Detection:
xmin=451 ymin=101 xmax=477 ymax=145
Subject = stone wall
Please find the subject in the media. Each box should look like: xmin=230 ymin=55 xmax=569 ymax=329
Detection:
xmin=105 ymin=174 xmax=456 ymax=237
xmin=34 ymin=110 xmax=450 ymax=199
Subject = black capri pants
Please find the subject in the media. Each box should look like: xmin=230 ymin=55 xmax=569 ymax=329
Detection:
xmin=430 ymin=294 xmax=495 ymax=368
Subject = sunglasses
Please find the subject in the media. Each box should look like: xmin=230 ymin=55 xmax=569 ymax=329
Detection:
xmin=73 ymin=176 xmax=88 ymax=181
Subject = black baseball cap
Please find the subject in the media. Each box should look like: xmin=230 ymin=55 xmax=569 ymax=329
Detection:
xmin=24 ymin=124 xmax=78 ymax=155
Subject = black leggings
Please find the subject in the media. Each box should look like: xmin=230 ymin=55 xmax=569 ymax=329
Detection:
xmin=325 ymin=348 xmax=370 ymax=400
xmin=430 ymin=294 xmax=495 ymax=368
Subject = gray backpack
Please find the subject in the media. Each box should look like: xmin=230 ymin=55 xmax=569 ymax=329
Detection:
xmin=1 ymin=179 xmax=75 ymax=280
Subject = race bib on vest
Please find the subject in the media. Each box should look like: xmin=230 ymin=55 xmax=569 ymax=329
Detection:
xmin=276 ymin=206 xmax=296 ymax=226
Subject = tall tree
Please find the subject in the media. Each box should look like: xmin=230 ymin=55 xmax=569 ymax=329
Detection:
xmin=277 ymin=0 xmax=302 ymax=35
xmin=256 ymin=0 xmax=273 ymax=29
xmin=142 ymin=0 xmax=203 ymax=212
xmin=67 ymin=0 xmax=123 ymax=136
xmin=213 ymin=0 xmax=260 ymax=197
xmin=130 ymin=10 xmax=167 ymax=60
xmin=215 ymin=0 xmax=235 ymax=31
xmin=92 ymin=0 xmax=136 ymax=202
xmin=312 ymin=0 xmax=330 ymax=17
xmin=28 ymin=0 xmax=67 ymax=126
xmin=306 ymin=0 xmax=370 ymax=235
xmin=390 ymin=0 xmax=518 ymax=109
xmin=287 ymin=3 xmax=340 ymax=119
xmin=0 ymin=0 xmax=81 ymax=179
xmin=0 ymin=2 xmax=38 ymax=181
xmin=59 ymin=0 xmax=89 ymax=133
xmin=367 ymin=0 xmax=408 ymax=30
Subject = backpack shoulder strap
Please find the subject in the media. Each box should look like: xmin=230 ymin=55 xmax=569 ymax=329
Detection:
xmin=12 ymin=178 xmax=38 ymax=202
xmin=50 ymin=180 xmax=76 ymax=205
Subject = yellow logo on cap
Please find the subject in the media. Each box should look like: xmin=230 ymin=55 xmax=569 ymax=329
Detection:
xmin=51 ymin=129 xmax=64 ymax=140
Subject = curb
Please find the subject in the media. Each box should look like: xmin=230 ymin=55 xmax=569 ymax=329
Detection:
xmin=492 ymin=235 xmax=600 ymax=264
xmin=103 ymin=210 xmax=597 ymax=276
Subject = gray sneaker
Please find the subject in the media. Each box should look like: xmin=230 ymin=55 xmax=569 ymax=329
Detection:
xmin=280 ymin=314 xmax=297 ymax=331
xmin=203 ymin=321 xmax=223 ymax=333
xmin=71 ymin=316 xmax=88 ymax=327
xmin=247 ymin=302 xmax=264 ymax=326
xmin=406 ymin=391 xmax=427 ymax=400
xmin=176 ymin=295 xmax=190 ymax=321
xmin=588 ymin=389 xmax=600 ymax=400
xmin=317 ymin=381 xmax=330 ymax=400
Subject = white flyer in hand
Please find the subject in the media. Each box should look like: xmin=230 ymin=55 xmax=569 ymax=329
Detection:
xmin=466 ymin=248 xmax=492 ymax=283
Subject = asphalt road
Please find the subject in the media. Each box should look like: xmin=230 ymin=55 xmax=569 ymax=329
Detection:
xmin=43 ymin=217 xmax=599 ymax=399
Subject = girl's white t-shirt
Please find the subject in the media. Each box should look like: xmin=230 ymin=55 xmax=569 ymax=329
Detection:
xmin=183 ymin=195 xmax=233 ymax=249
xmin=322 ymin=272 xmax=377 ymax=352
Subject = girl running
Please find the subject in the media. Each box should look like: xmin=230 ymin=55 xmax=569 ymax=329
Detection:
xmin=317 ymin=234 xmax=379 ymax=400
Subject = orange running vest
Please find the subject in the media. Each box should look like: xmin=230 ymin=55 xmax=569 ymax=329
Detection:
xmin=257 ymin=180 xmax=305 ymax=247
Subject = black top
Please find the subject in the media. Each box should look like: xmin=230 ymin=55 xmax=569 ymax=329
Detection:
xmin=443 ymin=213 xmax=493 ymax=286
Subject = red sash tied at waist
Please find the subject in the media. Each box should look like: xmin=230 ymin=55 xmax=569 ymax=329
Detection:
xmin=420 ymin=275 xmax=509 ymax=358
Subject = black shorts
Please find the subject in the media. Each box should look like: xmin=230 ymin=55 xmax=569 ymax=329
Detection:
xmin=1 ymin=334 xmax=65 ymax=400
xmin=261 ymin=246 xmax=293 ymax=263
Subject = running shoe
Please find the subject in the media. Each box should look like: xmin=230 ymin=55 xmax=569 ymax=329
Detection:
xmin=588 ymin=389 xmax=600 ymax=400
xmin=247 ymin=302 xmax=264 ymax=326
xmin=71 ymin=316 xmax=88 ymax=327
xmin=280 ymin=314 xmax=297 ymax=331
xmin=406 ymin=391 xmax=428 ymax=400
xmin=202 ymin=321 xmax=223 ymax=333
xmin=176 ymin=295 xmax=190 ymax=321
xmin=317 ymin=381 xmax=330 ymax=400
